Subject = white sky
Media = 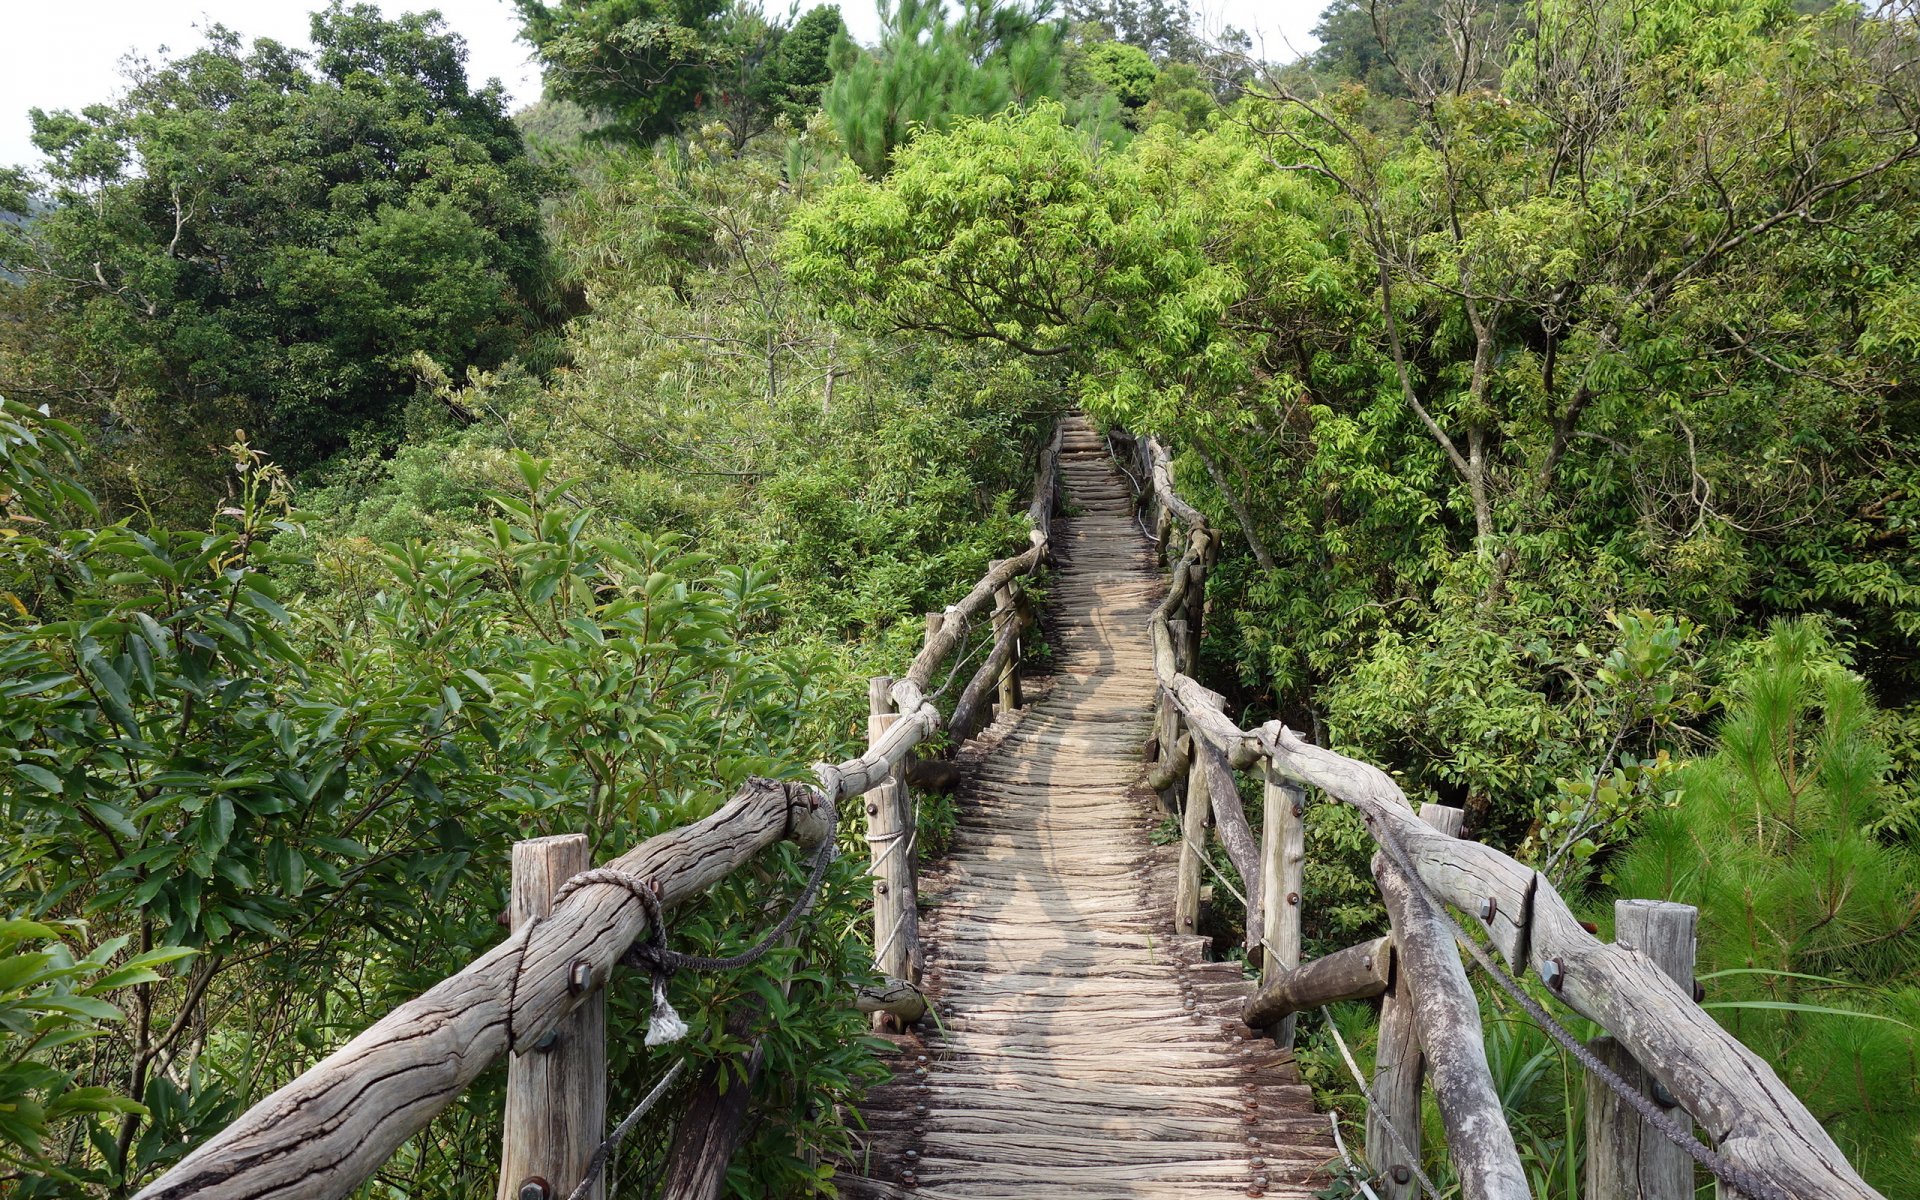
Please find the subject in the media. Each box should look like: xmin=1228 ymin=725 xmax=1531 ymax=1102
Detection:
xmin=2 ymin=0 xmax=1325 ymax=169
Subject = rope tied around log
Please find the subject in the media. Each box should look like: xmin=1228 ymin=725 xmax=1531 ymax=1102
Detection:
xmin=545 ymin=784 xmax=838 ymax=1048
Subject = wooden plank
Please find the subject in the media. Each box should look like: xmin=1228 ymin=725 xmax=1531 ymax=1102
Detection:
xmin=948 ymin=622 xmax=1021 ymax=745
xmin=1244 ymin=936 xmax=1391 ymax=1029
xmin=134 ymin=779 xmax=834 ymax=1200
xmin=992 ymin=569 xmax=1023 ymax=714
xmin=498 ymin=834 xmax=603 ymax=1200
xmin=1585 ymin=900 xmax=1697 ymax=1200
xmin=1375 ymin=822 xmax=1529 ymax=1200
xmin=868 ymin=677 xmax=916 ymax=1026
xmin=1174 ymin=733 xmax=1211 ymax=936
xmin=1195 ymin=736 xmax=1261 ymax=950
xmin=1366 ymin=805 xmax=1463 ymax=1200
xmin=1258 ymin=763 xmax=1306 ymax=1047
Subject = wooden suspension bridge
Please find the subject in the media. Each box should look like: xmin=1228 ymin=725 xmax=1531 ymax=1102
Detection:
xmin=129 ymin=417 xmax=1884 ymax=1200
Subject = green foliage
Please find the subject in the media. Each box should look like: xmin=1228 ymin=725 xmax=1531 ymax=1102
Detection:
xmin=822 ymin=0 xmax=1066 ymax=176
xmin=1610 ymin=619 xmax=1920 ymax=1192
xmin=1082 ymin=40 xmax=1156 ymax=107
xmin=0 ymin=921 xmax=190 ymax=1187
xmin=0 ymin=4 xmax=556 ymax=508
xmin=0 ymin=384 xmax=929 ymax=1191
xmin=514 ymin=0 xmax=729 ymax=143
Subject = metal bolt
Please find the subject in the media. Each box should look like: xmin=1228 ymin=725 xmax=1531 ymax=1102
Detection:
xmin=533 ymin=1029 xmax=561 ymax=1053
xmin=568 ymin=959 xmax=593 ymax=995
xmin=1254 ymin=1176 xmax=1270 ymax=1189
xmin=1249 ymin=1156 xmax=1265 ymax=1168
xmin=1541 ymin=958 xmax=1566 ymax=991
xmin=1286 ymin=892 xmax=1300 ymax=906
xmin=1652 ymin=1079 xmax=1679 ymax=1108
xmin=1392 ymin=1165 xmax=1412 ymax=1185
xmin=1692 ymin=978 xmax=1706 ymax=1003
xmin=905 ymin=1150 xmax=919 ymax=1160
xmin=1291 ymin=800 xmax=1304 ymax=817
xmin=867 ymin=802 xmax=879 ymax=815
xmin=1478 ymin=896 xmax=1498 ymax=922
xmin=877 ymin=882 xmax=890 ymax=895
xmin=518 ymin=1178 xmax=551 ymax=1200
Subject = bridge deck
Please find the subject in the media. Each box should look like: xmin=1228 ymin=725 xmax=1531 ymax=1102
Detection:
xmin=847 ymin=416 xmax=1331 ymax=1199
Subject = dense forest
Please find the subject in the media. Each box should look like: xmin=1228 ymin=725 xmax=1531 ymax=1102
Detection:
xmin=1 ymin=0 xmax=1916 ymax=1195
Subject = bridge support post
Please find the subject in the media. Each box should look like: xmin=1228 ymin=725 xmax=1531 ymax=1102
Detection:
xmin=991 ymin=570 xmax=1022 ymax=715
xmin=866 ymin=676 xmax=918 ymax=1028
xmin=1586 ymin=900 xmax=1697 ymax=1200
xmin=1174 ymin=738 xmax=1211 ymax=937
xmin=1367 ymin=803 xmax=1464 ymax=1200
xmin=1258 ymin=763 xmax=1307 ymax=1048
xmin=497 ymin=834 xmax=605 ymax=1200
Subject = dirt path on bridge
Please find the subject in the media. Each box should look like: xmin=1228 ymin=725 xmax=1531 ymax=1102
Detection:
xmin=845 ymin=416 xmax=1333 ymax=1199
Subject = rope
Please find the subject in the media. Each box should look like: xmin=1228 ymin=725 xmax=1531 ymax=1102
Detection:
xmin=548 ymin=816 xmax=838 ymax=1047
xmin=562 ymin=1059 xmax=687 ymax=1200
xmin=1365 ymin=811 xmax=1792 ymax=1200
xmin=1316 ymin=1004 xmax=1441 ymax=1197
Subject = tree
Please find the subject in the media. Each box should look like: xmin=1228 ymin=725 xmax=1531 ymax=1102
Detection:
xmin=0 ymin=3 xmax=555 ymax=506
xmin=513 ymin=0 xmax=728 ymax=143
xmin=1610 ymin=620 xmax=1920 ymax=1195
xmin=822 ymin=0 xmax=1066 ymax=177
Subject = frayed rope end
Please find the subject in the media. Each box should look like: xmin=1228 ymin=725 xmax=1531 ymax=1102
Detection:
xmin=645 ymin=975 xmax=688 ymax=1046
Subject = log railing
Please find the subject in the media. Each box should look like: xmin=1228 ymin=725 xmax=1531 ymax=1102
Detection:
xmin=130 ymin=424 xmax=1063 ymax=1200
xmin=1107 ymin=428 xmax=1885 ymax=1200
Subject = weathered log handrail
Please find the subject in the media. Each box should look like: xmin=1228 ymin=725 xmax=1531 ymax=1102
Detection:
xmin=133 ymin=423 xmax=1065 ymax=1200
xmin=1108 ymin=427 xmax=1885 ymax=1200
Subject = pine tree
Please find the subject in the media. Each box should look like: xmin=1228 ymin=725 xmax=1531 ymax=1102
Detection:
xmin=822 ymin=0 xmax=1064 ymax=177
xmin=1610 ymin=619 xmax=1920 ymax=1193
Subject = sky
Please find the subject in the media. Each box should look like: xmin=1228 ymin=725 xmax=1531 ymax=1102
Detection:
xmin=1 ymin=0 xmax=1327 ymax=170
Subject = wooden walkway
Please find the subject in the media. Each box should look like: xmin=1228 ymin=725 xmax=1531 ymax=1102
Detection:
xmin=849 ymin=417 xmax=1332 ymax=1199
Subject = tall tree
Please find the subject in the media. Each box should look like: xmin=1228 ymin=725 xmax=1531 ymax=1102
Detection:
xmin=823 ymin=0 xmax=1065 ymax=177
xmin=1 ymin=3 xmax=555 ymax=506
xmin=513 ymin=0 xmax=729 ymax=142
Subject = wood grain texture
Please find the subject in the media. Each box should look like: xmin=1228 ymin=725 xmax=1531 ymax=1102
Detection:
xmin=1587 ymin=901 xmax=1697 ymax=1200
xmin=497 ymin=834 xmax=603 ymax=1200
xmin=1375 ymin=849 xmax=1529 ymax=1200
xmin=1244 ymin=936 xmax=1391 ymax=1029
xmin=132 ymin=779 xmax=831 ymax=1200
xmin=1258 ymin=764 xmax=1306 ymax=1048
xmin=847 ymin=416 xmax=1329 ymax=1200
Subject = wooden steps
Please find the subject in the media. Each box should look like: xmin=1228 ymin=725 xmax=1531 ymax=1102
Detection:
xmin=844 ymin=416 xmax=1332 ymax=1199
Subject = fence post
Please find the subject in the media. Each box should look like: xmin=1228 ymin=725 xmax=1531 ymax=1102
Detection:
xmin=866 ymin=676 xmax=917 ymax=1028
xmin=1259 ymin=763 xmax=1307 ymax=1048
xmin=991 ymin=569 xmax=1022 ymax=714
xmin=1174 ymin=741 xmax=1212 ymax=936
xmin=497 ymin=834 xmax=605 ymax=1200
xmin=1586 ymin=899 xmax=1698 ymax=1200
xmin=1367 ymin=803 xmax=1462 ymax=1200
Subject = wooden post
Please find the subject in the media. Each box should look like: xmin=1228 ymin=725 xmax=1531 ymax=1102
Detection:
xmin=1182 ymin=535 xmax=1212 ymax=671
xmin=924 ymin=611 xmax=944 ymax=650
xmin=1174 ymin=740 xmax=1212 ymax=936
xmin=497 ymin=834 xmax=604 ymax=1200
xmin=1259 ymin=763 xmax=1307 ymax=1047
xmin=1367 ymin=803 xmax=1463 ymax=1200
xmin=1586 ymin=900 xmax=1698 ymax=1200
xmin=1169 ymin=616 xmax=1190 ymax=676
xmin=1150 ymin=692 xmax=1185 ymax=816
xmin=866 ymin=677 xmax=916 ymax=1027
xmin=991 ymin=565 xmax=1022 ymax=714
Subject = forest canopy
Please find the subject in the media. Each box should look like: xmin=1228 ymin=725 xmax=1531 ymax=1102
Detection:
xmin=2 ymin=0 xmax=1917 ymax=1194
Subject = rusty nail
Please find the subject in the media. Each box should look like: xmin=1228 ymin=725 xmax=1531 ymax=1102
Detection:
xmin=867 ymin=803 xmax=879 ymax=815
xmin=1541 ymin=958 xmax=1566 ymax=991
xmin=1286 ymin=892 xmax=1299 ymax=906
xmin=568 ymin=959 xmax=592 ymax=995
xmin=1392 ymin=1165 xmax=1412 ymax=1185
xmin=1478 ymin=896 xmax=1497 ymax=922
xmin=1292 ymin=800 xmax=1304 ymax=817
